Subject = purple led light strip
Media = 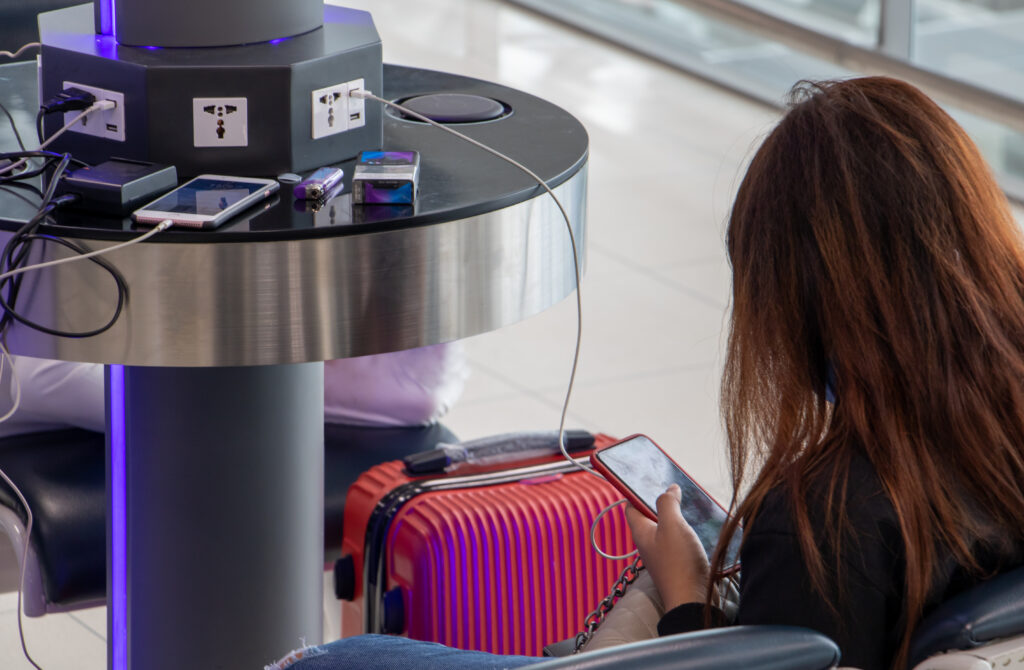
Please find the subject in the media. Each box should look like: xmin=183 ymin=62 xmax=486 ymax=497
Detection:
xmin=97 ymin=0 xmax=112 ymax=35
xmin=109 ymin=365 xmax=127 ymax=669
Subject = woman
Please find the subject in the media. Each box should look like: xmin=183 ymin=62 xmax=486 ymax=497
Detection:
xmin=277 ymin=76 xmax=1024 ymax=670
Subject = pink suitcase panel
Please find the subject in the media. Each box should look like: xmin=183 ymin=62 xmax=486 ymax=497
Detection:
xmin=389 ymin=469 xmax=633 ymax=655
xmin=339 ymin=436 xmax=635 ymax=657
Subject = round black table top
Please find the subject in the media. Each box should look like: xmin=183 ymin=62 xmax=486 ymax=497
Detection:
xmin=0 ymin=62 xmax=588 ymax=243
xmin=0 ymin=60 xmax=590 ymax=366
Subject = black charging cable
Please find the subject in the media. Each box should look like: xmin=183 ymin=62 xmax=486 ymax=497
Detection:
xmin=0 ymin=231 xmax=129 ymax=338
xmin=36 ymin=88 xmax=97 ymax=144
xmin=0 ymin=151 xmax=132 ymax=339
xmin=0 ymin=152 xmax=73 ymax=331
xmin=0 ymin=151 xmax=88 ymax=186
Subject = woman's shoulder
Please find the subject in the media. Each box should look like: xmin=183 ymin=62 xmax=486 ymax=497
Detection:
xmin=746 ymin=448 xmax=905 ymax=602
xmin=754 ymin=448 xmax=896 ymax=534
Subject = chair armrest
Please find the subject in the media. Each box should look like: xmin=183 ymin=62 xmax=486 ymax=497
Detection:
xmin=908 ymin=565 xmax=1024 ymax=669
xmin=528 ymin=626 xmax=839 ymax=670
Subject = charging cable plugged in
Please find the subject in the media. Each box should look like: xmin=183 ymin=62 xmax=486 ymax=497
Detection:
xmin=349 ymin=87 xmax=593 ymax=487
xmin=38 ymin=88 xmax=119 ymax=145
xmin=0 ymin=218 xmax=173 ymax=285
xmin=40 ymin=87 xmax=97 ymax=115
xmin=0 ymin=215 xmax=171 ymax=670
xmin=3 ymin=101 xmax=119 ymax=179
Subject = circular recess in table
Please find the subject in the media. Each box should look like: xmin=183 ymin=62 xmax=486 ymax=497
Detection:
xmin=390 ymin=93 xmax=511 ymax=124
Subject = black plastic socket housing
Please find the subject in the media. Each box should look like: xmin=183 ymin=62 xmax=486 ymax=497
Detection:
xmin=38 ymin=4 xmax=383 ymax=178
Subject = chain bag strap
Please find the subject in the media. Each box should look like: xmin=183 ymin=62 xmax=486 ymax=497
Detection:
xmin=573 ymin=556 xmax=646 ymax=653
xmin=572 ymin=561 xmax=742 ymax=654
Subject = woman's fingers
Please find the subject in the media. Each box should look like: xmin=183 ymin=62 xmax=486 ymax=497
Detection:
xmin=624 ymin=502 xmax=655 ymax=531
xmin=656 ymin=484 xmax=683 ymax=521
xmin=625 ymin=503 xmax=656 ymax=558
xmin=626 ymin=485 xmax=711 ymax=611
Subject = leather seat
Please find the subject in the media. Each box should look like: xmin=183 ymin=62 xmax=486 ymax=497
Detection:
xmin=528 ymin=626 xmax=840 ymax=670
xmin=907 ymin=564 xmax=1024 ymax=668
xmin=0 ymin=428 xmax=104 ymax=607
xmin=0 ymin=423 xmax=450 ymax=612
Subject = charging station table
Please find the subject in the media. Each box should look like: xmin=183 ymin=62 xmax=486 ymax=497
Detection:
xmin=0 ymin=61 xmax=588 ymax=670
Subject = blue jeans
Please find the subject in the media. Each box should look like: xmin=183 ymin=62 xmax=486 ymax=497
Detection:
xmin=282 ymin=635 xmax=544 ymax=670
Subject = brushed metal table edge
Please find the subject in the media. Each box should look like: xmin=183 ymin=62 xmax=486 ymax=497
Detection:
xmin=5 ymin=166 xmax=587 ymax=367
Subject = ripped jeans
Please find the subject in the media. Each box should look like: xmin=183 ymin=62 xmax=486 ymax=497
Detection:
xmin=268 ymin=635 xmax=544 ymax=670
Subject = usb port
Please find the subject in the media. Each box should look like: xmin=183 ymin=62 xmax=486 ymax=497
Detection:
xmin=106 ymin=123 xmax=118 ymax=132
xmin=349 ymin=112 xmax=361 ymax=121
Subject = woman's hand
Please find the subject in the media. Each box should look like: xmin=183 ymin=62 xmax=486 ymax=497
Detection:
xmin=624 ymin=484 xmax=710 ymax=611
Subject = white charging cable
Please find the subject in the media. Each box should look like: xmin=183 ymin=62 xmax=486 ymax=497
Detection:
xmin=590 ymin=498 xmax=640 ymax=561
xmin=349 ymin=88 xmax=601 ymax=480
xmin=0 ymin=219 xmax=173 ymax=284
xmin=0 ymin=42 xmax=40 ymax=60
xmin=0 ymin=101 xmax=116 ymax=177
xmin=0 ymin=218 xmax=171 ymax=670
xmin=0 ymin=337 xmax=42 ymax=670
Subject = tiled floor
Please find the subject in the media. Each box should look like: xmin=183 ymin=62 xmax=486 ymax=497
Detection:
xmin=6 ymin=0 xmax=1019 ymax=668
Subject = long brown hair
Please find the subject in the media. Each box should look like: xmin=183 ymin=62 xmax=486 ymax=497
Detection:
xmin=712 ymin=76 xmax=1024 ymax=668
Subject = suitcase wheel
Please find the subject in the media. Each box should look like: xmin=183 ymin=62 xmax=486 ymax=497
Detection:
xmin=382 ymin=587 xmax=405 ymax=634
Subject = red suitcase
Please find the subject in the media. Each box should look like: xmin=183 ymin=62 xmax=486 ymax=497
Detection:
xmin=337 ymin=434 xmax=634 ymax=656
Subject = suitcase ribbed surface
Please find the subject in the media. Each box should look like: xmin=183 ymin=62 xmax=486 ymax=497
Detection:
xmin=389 ymin=468 xmax=633 ymax=656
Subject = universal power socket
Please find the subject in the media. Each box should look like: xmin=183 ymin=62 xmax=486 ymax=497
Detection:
xmin=62 ymin=81 xmax=126 ymax=142
xmin=192 ymin=97 xmax=248 ymax=148
xmin=310 ymin=77 xmax=365 ymax=140
xmin=311 ymin=83 xmax=348 ymax=140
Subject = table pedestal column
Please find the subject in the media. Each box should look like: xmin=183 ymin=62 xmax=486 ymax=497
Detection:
xmin=104 ymin=363 xmax=325 ymax=670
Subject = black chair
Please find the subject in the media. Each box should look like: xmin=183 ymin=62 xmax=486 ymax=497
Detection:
xmin=528 ymin=626 xmax=840 ymax=669
xmin=906 ymin=564 xmax=1024 ymax=669
xmin=467 ymin=562 xmax=1024 ymax=670
xmin=0 ymin=423 xmax=450 ymax=615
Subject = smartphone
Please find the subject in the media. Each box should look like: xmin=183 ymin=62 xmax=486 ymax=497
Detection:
xmin=132 ymin=174 xmax=280 ymax=228
xmin=591 ymin=434 xmax=741 ymax=571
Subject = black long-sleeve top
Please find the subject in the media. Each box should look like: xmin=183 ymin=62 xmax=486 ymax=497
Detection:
xmin=656 ymin=451 xmax=1024 ymax=670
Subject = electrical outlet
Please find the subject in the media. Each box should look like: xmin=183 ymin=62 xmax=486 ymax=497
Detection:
xmin=192 ymin=97 xmax=248 ymax=148
xmin=310 ymin=77 xmax=365 ymax=140
xmin=311 ymin=83 xmax=348 ymax=140
xmin=62 ymin=81 xmax=125 ymax=142
xmin=346 ymin=78 xmax=365 ymax=130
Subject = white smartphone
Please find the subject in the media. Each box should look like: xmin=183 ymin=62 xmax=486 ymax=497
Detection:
xmin=132 ymin=174 xmax=280 ymax=229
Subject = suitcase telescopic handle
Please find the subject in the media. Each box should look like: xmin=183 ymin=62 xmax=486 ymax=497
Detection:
xmin=403 ymin=429 xmax=595 ymax=474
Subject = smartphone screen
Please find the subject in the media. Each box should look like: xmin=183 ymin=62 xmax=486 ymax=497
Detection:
xmin=142 ymin=177 xmax=269 ymax=216
xmin=593 ymin=435 xmax=741 ymax=568
xmin=133 ymin=175 xmax=279 ymax=228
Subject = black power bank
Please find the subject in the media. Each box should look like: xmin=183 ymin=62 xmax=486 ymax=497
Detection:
xmin=57 ymin=158 xmax=178 ymax=214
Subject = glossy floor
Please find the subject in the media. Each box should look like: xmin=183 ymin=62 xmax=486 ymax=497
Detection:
xmin=1 ymin=0 xmax=1019 ymax=667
